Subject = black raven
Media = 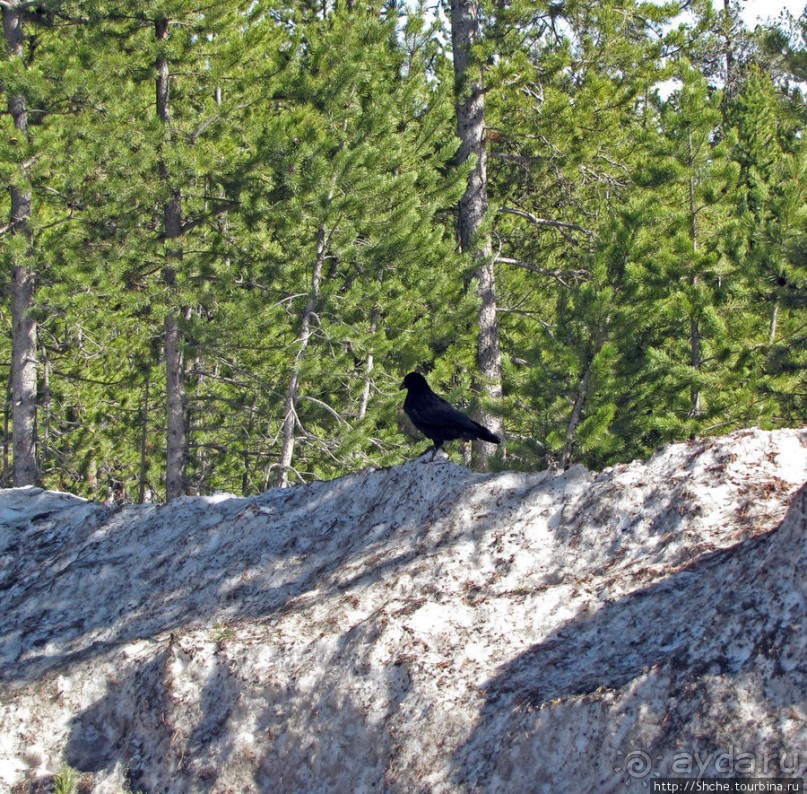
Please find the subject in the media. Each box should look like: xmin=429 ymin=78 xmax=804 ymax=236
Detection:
xmin=400 ymin=372 xmax=501 ymax=460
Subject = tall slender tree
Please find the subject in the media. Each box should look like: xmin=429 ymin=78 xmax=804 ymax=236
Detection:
xmin=480 ymin=0 xmax=679 ymax=467
xmin=0 ymin=0 xmax=802 ymax=499
xmin=248 ymin=6 xmax=463 ymax=486
xmin=450 ymin=0 xmax=503 ymax=468
xmin=2 ymin=0 xmax=38 ymax=485
xmin=154 ymin=14 xmax=189 ymax=500
xmin=67 ymin=1 xmax=262 ymax=499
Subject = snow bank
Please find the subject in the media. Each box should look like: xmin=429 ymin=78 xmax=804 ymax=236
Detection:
xmin=1 ymin=427 xmax=805 ymax=792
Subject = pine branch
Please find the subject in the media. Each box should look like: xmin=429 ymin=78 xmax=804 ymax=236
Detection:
xmin=490 ymin=152 xmax=556 ymax=166
xmin=499 ymin=206 xmax=593 ymax=237
xmin=299 ymin=395 xmax=352 ymax=427
xmin=495 ymin=257 xmax=589 ymax=286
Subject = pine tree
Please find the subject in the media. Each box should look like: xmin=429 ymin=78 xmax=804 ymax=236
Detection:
xmin=2 ymin=1 xmax=39 ymax=485
xmin=22 ymin=1 xmax=464 ymax=498
xmin=3 ymin=0 xmax=802 ymax=497
xmin=60 ymin=1 xmax=271 ymax=499
xmin=722 ymin=60 xmax=803 ymax=428
xmin=449 ymin=0 xmax=503 ymax=469
xmin=232 ymin=5 xmax=464 ymax=487
xmin=612 ymin=68 xmax=740 ymax=446
xmin=1 ymin=1 xmax=99 ymax=486
xmin=761 ymin=143 xmax=807 ymax=422
xmin=479 ymin=0 xmax=681 ymax=467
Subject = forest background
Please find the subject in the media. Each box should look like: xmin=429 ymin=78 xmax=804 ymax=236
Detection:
xmin=1 ymin=0 xmax=805 ymax=502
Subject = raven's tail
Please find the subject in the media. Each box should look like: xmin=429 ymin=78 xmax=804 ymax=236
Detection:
xmin=474 ymin=424 xmax=501 ymax=445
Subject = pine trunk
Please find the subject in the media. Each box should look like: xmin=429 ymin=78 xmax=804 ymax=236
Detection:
xmin=688 ymin=146 xmax=702 ymax=419
xmin=10 ymin=263 xmax=37 ymax=486
xmin=242 ymin=395 xmax=257 ymax=495
xmin=561 ymin=359 xmax=594 ymax=470
xmin=274 ymin=227 xmax=328 ymax=489
xmin=450 ymin=0 xmax=503 ymax=469
xmin=4 ymin=1 xmax=38 ymax=486
xmin=768 ymin=304 xmax=779 ymax=345
xmin=2 ymin=369 xmax=10 ymax=485
xmin=139 ymin=366 xmax=151 ymax=504
xmin=561 ymin=318 xmax=610 ymax=470
xmin=165 ymin=312 xmax=188 ymax=500
xmin=157 ymin=17 xmax=188 ymax=501
xmin=357 ymin=307 xmax=378 ymax=422
xmin=451 ymin=0 xmax=488 ymax=255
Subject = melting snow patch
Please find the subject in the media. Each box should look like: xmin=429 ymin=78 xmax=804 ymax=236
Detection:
xmin=0 ymin=427 xmax=805 ymax=792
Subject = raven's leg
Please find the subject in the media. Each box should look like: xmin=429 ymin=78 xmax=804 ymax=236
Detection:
xmin=430 ymin=441 xmax=442 ymax=461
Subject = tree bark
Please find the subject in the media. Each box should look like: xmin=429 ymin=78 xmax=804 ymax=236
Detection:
xmin=242 ymin=394 xmax=257 ymax=495
xmin=357 ymin=307 xmax=378 ymax=422
xmin=2 ymin=368 xmax=10 ymax=486
xmin=274 ymin=226 xmax=328 ymax=489
xmin=139 ymin=365 xmax=151 ymax=503
xmin=561 ymin=358 xmax=594 ymax=470
xmin=688 ymin=135 xmax=702 ymax=419
xmin=156 ymin=16 xmax=189 ymax=501
xmin=561 ymin=320 xmax=610 ymax=470
xmin=4 ymin=0 xmax=38 ymax=486
xmin=768 ymin=303 xmax=778 ymax=345
xmin=10 ymin=263 xmax=37 ymax=486
xmin=450 ymin=0 xmax=503 ymax=469
xmin=165 ymin=312 xmax=188 ymax=500
xmin=451 ymin=0 xmax=488 ymax=256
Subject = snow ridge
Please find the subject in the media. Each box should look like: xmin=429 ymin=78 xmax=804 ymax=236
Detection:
xmin=1 ymin=427 xmax=805 ymax=792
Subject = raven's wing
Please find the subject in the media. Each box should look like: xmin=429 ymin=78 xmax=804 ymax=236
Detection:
xmin=406 ymin=390 xmax=497 ymax=443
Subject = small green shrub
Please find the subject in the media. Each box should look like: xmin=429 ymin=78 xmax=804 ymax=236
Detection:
xmin=53 ymin=765 xmax=79 ymax=794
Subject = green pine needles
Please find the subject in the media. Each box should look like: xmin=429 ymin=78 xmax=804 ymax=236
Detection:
xmin=2 ymin=0 xmax=804 ymax=498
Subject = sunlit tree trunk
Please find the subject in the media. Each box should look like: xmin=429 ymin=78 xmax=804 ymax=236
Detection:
xmin=156 ymin=16 xmax=188 ymax=500
xmin=450 ymin=0 xmax=503 ymax=469
xmin=688 ymin=134 xmax=702 ymax=419
xmin=275 ymin=226 xmax=328 ymax=489
xmin=357 ymin=306 xmax=378 ymax=422
xmin=4 ymin=1 xmax=38 ymax=486
xmin=561 ymin=358 xmax=594 ymax=470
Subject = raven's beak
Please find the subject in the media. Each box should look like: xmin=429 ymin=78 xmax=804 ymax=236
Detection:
xmin=400 ymin=380 xmax=406 ymax=390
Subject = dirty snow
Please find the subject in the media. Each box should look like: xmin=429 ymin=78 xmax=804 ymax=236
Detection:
xmin=0 ymin=427 xmax=805 ymax=792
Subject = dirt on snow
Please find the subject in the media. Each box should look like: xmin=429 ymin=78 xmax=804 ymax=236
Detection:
xmin=1 ymin=427 xmax=805 ymax=792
